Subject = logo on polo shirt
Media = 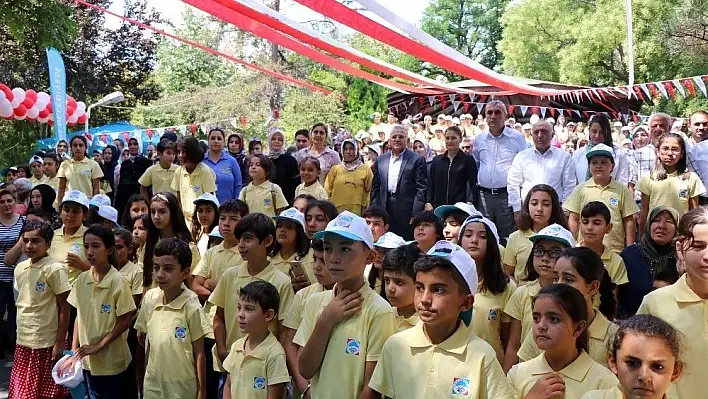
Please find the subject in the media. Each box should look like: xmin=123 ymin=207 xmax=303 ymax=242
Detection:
xmin=608 ymin=197 xmax=619 ymax=207
xmin=71 ymin=244 xmax=81 ymax=254
xmin=452 ymin=378 xmax=470 ymax=396
xmin=345 ymin=338 xmax=361 ymax=356
xmin=175 ymin=326 xmax=187 ymax=339
xmin=101 ymin=304 xmax=111 ymax=314
xmin=35 ymin=281 xmax=46 ymax=292
xmin=81 ymin=169 xmax=91 ymax=176
xmin=253 ymin=376 xmax=266 ymax=389
xmin=488 ymin=309 xmax=499 ymax=321
xmin=193 ymin=185 xmax=201 ymax=194
xmin=264 ymin=198 xmax=272 ymax=206
xmin=680 ymin=189 xmax=688 ymax=198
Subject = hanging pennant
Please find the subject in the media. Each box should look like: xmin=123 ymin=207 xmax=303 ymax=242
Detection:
xmin=508 ymin=105 xmax=515 ymax=115
xmin=531 ymin=106 xmax=539 ymax=115
xmin=440 ymin=95 xmax=448 ymax=110
xmin=672 ymin=80 xmax=686 ymax=98
xmin=664 ymin=82 xmax=676 ymax=98
xmin=621 ymin=113 xmax=629 ymax=123
xmin=633 ymin=86 xmax=644 ymax=101
xmin=540 ymin=107 xmax=547 ymax=118
xmin=639 ymin=84 xmax=651 ymax=99
xmin=452 ymin=100 xmax=461 ymax=112
xmin=476 ymin=103 xmax=484 ymax=114
xmin=656 ymin=83 xmax=668 ymax=98
xmin=573 ymin=110 xmax=581 ymax=117
xmin=463 ymin=103 xmax=470 ymax=113
xmin=683 ymin=79 xmax=696 ymax=97
xmin=520 ymin=106 xmax=528 ymax=116
xmin=694 ymin=76 xmax=707 ymax=96
xmin=449 ymin=94 xmax=457 ymax=104
xmin=549 ymin=108 xmax=556 ymax=117
xmin=428 ymin=96 xmax=436 ymax=107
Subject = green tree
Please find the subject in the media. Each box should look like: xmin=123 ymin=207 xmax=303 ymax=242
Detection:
xmin=280 ymin=90 xmax=350 ymax=136
xmin=421 ymin=0 xmax=508 ymax=80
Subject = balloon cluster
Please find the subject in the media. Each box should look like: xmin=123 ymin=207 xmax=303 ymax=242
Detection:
xmin=0 ymin=83 xmax=87 ymax=126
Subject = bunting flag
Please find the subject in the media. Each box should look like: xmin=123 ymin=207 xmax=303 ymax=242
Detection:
xmin=540 ymin=107 xmax=547 ymax=118
xmin=656 ymin=82 xmax=668 ymax=98
xmin=695 ymin=76 xmax=708 ymax=96
xmin=520 ymin=106 xmax=528 ymax=116
xmin=73 ymin=0 xmax=330 ymax=94
xmin=452 ymin=100 xmax=461 ymax=112
xmin=672 ymin=80 xmax=686 ymax=98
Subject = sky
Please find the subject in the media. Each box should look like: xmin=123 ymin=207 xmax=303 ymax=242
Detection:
xmin=107 ymin=0 xmax=430 ymax=33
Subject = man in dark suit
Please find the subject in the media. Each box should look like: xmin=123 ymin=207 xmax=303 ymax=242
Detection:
xmin=371 ymin=125 xmax=427 ymax=240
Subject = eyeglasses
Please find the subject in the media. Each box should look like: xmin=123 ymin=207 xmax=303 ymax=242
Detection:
xmin=532 ymin=247 xmax=564 ymax=259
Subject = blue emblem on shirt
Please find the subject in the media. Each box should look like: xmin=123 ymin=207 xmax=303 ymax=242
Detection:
xmin=81 ymin=169 xmax=91 ymax=176
xmin=264 ymin=198 xmax=272 ymax=206
xmin=35 ymin=281 xmax=46 ymax=292
xmin=174 ymin=326 xmax=187 ymax=339
xmin=452 ymin=378 xmax=470 ymax=396
xmin=71 ymin=244 xmax=81 ymax=254
xmin=488 ymin=309 xmax=498 ymax=321
xmin=253 ymin=376 xmax=266 ymax=389
xmin=193 ymin=185 xmax=201 ymax=193
xmin=345 ymin=338 xmax=361 ymax=356
xmin=680 ymin=189 xmax=688 ymax=198
xmin=101 ymin=304 xmax=111 ymax=314
xmin=608 ymin=197 xmax=619 ymax=207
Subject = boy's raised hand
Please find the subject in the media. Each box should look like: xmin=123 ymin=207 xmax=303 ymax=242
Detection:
xmin=321 ymin=289 xmax=362 ymax=327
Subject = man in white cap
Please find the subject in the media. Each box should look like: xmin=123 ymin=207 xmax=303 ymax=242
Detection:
xmin=460 ymin=114 xmax=475 ymax=137
xmin=473 ymin=100 xmax=529 ymax=241
xmin=369 ymin=112 xmax=389 ymax=141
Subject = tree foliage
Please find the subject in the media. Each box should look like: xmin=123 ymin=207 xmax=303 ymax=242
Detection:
xmin=420 ymin=0 xmax=508 ymax=80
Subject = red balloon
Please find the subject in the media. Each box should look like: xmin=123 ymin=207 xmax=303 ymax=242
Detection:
xmin=26 ymin=117 xmax=36 ymax=122
xmin=24 ymin=89 xmax=37 ymax=101
xmin=21 ymin=97 xmax=35 ymax=109
xmin=66 ymin=105 xmax=76 ymax=116
xmin=67 ymin=97 xmax=77 ymax=107
xmin=48 ymin=120 xmax=54 ymax=126
xmin=77 ymin=114 xmax=87 ymax=124
xmin=3 ymin=116 xmax=12 ymax=120
xmin=14 ymin=104 xmax=27 ymax=116
xmin=0 ymin=84 xmax=11 ymax=101
xmin=38 ymin=109 xmax=49 ymax=118
xmin=46 ymin=102 xmax=53 ymax=113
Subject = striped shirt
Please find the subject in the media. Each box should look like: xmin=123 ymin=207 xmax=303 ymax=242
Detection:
xmin=0 ymin=215 xmax=25 ymax=282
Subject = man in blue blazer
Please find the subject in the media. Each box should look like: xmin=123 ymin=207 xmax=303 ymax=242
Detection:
xmin=371 ymin=125 xmax=427 ymax=240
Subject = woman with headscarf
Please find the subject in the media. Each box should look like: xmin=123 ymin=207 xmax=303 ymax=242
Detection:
xmin=618 ymin=205 xmax=680 ymax=318
xmin=324 ymin=138 xmax=373 ymax=215
xmin=226 ymin=131 xmax=248 ymax=185
xmin=100 ymin=144 xmax=119 ymax=203
xmin=28 ymin=184 xmax=62 ymax=229
xmin=268 ymin=128 xmax=299 ymax=204
xmin=412 ymin=134 xmax=434 ymax=175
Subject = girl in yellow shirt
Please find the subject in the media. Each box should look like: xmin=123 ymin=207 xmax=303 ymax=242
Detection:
xmin=271 ymin=207 xmax=314 ymax=290
xmin=581 ymin=314 xmax=683 ymax=399
xmin=503 ymin=184 xmax=568 ymax=281
xmin=131 ymin=214 xmax=148 ymax=265
xmin=458 ymin=215 xmax=516 ymax=364
xmin=57 ymin=135 xmax=103 ymax=201
xmin=324 ymin=139 xmax=373 ymax=215
xmin=507 ymin=284 xmax=618 ymax=398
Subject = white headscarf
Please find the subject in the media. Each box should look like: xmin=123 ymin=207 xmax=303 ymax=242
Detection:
xmin=267 ymin=128 xmax=286 ymax=159
xmin=341 ymin=139 xmax=363 ymax=171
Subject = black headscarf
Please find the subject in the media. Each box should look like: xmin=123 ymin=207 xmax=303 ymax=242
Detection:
xmin=640 ymin=206 xmax=679 ymax=276
xmin=102 ymin=144 xmax=119 ymax=189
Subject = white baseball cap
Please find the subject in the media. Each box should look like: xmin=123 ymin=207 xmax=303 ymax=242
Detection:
xmin=29 ymin=155 xmax=44 ymax=165
xmin=89 ymin=194 xmax=111 ymax=207
xmin=193 ymin=192 xmax=219 ymax=208
xmin=459 ymin=215 xmax=500 ymax=244
xmin=434 ymin=202 xmax=481 ymax=220
xmin=97 ymin=205 xmax=119 ymax=226
xmin=460 ymin=114 xmax=472 ymax=120
xmin=61 ymin=190 xmax=89 ymax=209
xmin=365 ymin=144 xmax=381 ymax=155
xmin=426 ymin=240 xmax=478 ymax=295
xmin=529 ymin=223 xmax=576 ymax=248
xmin=274 ymin=207 xmax=306 ymax=230
xmin=585 ymin=143 xmax=615 ymax=161
xmin=314 ymin=211 xmax=374 ymax=249
xmin=546 ymin=118 xmax=555 ymax=124
xmin=614 ymin=121 xmax=623 ymax=127
xmin=374 ymin=232 xmax=407 ymax=249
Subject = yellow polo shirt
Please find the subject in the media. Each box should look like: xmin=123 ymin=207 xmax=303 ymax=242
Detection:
xmin=564 ymin=177 xmax=639 ymax=253
xmin=503 ymin=229 xmax=535 ymax=281
xmin=14 ymin=255 xmax=71 ymax=349
xmin=139 ymin=163 xmax=179 ymax=195
xmin=600 ymin=246 xmax=629 ymax=285
xmin=45 ymin=176 xmax=60 ymax=191
xmin=192 ymin=243 xmax=244 ymax=339
xmin=208 ymin=263 xmax=293 ymax=371
xmin=517 ymin=310 xmax=617 ymax=367
xmin=293 ymin=282 xmax=395 ymax=399
xmin=269 ymin=249 xmax=315 ymax=283
xmin=239 ymin=181 xmax=289 ymax=218
xmin=57 ymin=157 xmax=103 ymax=197
xmin=503 ymin=280 xmax=540 ymax=342
xmin=508 ymin=351 xmax=619 ymax=398
xmin=117 ymin=261 xmax=143 ymax=296
xmin=135 ymin=288 xmax=207 ymax=399
xmin=472 ymin=280 xmax=517 ymax=363
xmin=369 ymin=321 xmax=516 ymax=398
xmin=637 ymin=274 xmax=708 ymax=399
xmin=581 ymin=386 xmax=624 ymax=399
xmin=223 ymin=333 xmax=291 ymax=399
xmin=638 ymin=172 xmax=705 ymax=217
xmin=171 ymin=162 xmax=216 ymax=222
xmin=67 ymin=266 xmax=136 ymax=375
xmin=282 ymin=283 xmax=325 ymax=331
xmin=393 ymin=309 xmax=419 ymax=334
xmin=30 ymin=175 xmax=49 ymax=186
xmin=49 ymin=225 xmax=88 ymax=285
xmin=295 ymin=181 xmax=328 ymax=200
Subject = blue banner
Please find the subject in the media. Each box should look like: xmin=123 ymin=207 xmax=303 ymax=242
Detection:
xmin=46 ymin=48 xmax=67 ymax=141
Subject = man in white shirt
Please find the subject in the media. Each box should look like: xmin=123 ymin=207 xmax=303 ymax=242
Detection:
xmin=472 ymin=100 xmax=529 ymax=241
xmin=687 ymin=110 xmax=708 ymax=204
xmin=630 ymin=125 xmax=655 ymax=203
xmin=368 ymin=112 xmax=389 ymax=141
xmin=507 ymin=120 xmax=576 ymax=226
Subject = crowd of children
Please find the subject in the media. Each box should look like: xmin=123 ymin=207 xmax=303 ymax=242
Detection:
xmin=3 ymin=120 xmax=708 ymax=399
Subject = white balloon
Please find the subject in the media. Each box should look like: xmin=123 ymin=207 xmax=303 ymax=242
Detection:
xmin=27 ymin=107 xmax=39 ymax=119
xmin=36 ymin=92 xmax=50 ymax=104
xmin=68 ymin=113 xmax=79 ymax=124
xmin=37 ymin=116 xmax=49 ymax=124
xmin=0 ymin=91 xmax=5 ymax=102
xmin=34 ymin=97 xmax=48 ymax=111
xmin=10 ymin=88 xmax=25 ymax=108
xmin=76 ymin=101 xmax=86 ymax=112
xmin=0 ymin=100 xmax=12 ymax=118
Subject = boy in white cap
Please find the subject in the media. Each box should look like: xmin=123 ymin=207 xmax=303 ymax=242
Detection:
xmin=369 ymin=241 xmax=514 ymax=398
xmin=96 ymin=205 xmax=119 ymax=229
xmin=28 ymin=155 xmax=47 ymax=186
xmin=434 ymin=202 xmax=481 ymax=244
xmin=49 ymin=190 xmax=91 ymax=285
xmin=294 ymin=211 xmax=395 ymax=399
xmin=564 ymin=143 xmax=638 ymax=253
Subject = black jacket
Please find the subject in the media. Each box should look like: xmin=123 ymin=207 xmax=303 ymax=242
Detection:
xmin=272 ymin=154 xmax=299 ymax=205
xmin=426 ymin=151 xmax=478 ymax=208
